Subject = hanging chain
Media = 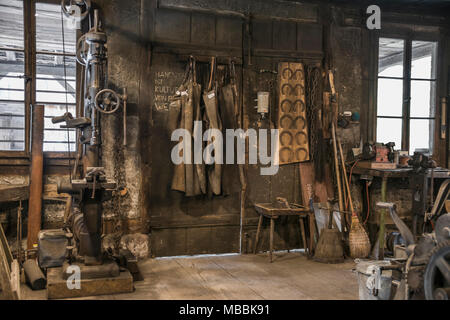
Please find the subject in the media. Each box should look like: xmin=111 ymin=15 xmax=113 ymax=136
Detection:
xmin=306 ymin=65 xmax=321 ymax=161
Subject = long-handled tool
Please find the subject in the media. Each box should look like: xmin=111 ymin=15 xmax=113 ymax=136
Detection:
xmin=328 ymin=69 xmax=345 ymax=232
xmin=331 ymin=122 xmax=345 ymax=228
xmin=336 ymin=134 xmax=352 ymax=229
xmin=336 ymin=132 xmax=371 ymax=258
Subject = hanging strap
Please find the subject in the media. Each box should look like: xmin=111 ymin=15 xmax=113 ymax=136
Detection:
xmin=228 ymin=59 xmax=237 ymax=86
xmin=207 ymin=56 xmax=216 ymax=91
xmin=191 ymin=56 xmax=197 ymax=84
xmin=179 ymin=55 xmax=197 ymax=89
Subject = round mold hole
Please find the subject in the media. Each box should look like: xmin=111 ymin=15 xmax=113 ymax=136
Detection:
xmin=280 ymin=114 xmax=293 ymax=129
xmin=280 ymin=99 xmax=292 ymax=113
xmin=292 ymin=68 xmax=304 ymax=81
xmin=294 ymin=100 xmax=305 ymax=113
xmin=294 ymin=84 xmax=304 ymax=96
xmin=294 ymin=116 xmax=306 ymax=130
xmin=280 ymin=131 xmax=293 ymax=146
xmin=281 ymin=83 xmax=293 ymax=96
xmin=295 ymin=132 xmax=307 ymax=145
xmin=295 ymin=147 xmax=308 ymax=161
xmin=280 ymin=147 xmax=294 ymax=163
xmin=281 ymin=67 xmax=293 ymax=80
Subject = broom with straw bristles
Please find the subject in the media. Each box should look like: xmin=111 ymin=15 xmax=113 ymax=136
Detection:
xmin=335 ymin=129 xmax=371 ymax=258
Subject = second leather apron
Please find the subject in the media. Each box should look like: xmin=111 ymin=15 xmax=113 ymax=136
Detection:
xmin=203 ymin=57 xmax=222 ymax=195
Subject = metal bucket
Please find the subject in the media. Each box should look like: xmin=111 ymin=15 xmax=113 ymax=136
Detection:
xmin=355 ymin=260 xmax=392 ymax=300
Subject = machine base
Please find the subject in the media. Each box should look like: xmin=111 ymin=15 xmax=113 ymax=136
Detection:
xmin=62 ymin=259 xmax=120 ymax=280
xmin=47 ymin=267 xmax=133 ymax=299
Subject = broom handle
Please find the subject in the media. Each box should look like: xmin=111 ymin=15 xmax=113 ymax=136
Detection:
xmin=336 ymin=134 xmax=355 ymax=215
xmin=331 ymin=123 xmax=344 ymax=214
xmin=326 ymin=202 xmax=333 ymax=229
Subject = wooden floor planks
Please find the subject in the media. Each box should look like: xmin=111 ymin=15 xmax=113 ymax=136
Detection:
xmin=21 ymin=252 xmax=359 ymax=300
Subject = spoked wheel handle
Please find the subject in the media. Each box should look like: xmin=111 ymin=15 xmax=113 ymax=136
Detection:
xmin=94 ymin=89 xmax=121 ymax=114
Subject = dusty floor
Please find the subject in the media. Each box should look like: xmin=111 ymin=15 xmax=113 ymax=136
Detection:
xmin=21 ymin=251 xmax=359 ymax=300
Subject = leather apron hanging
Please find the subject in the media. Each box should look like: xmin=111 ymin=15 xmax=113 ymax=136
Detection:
xmin=170 ymin=57 xmax=206 ymax=196
xmin=169 ymin=97 xmax=185 ymax=192
xmin=220 ymin=61 xmax=242 ymax=196
xmin=203 ymin=57 xmax=223 ymax=195
xmin=192 ymin=71 xmax=207 ymax=195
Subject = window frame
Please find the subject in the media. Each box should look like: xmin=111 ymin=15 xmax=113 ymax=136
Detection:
xmin=373 ymin=32 xmax=440 ymax=154
xmin=0 ymin=0 xmax=30 ymax=158
xmin=0 ymin=0 xmax=79 ymax=159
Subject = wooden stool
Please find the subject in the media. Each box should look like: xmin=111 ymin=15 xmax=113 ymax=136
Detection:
xmin=253 ymin=203 xmax=312 ymax=262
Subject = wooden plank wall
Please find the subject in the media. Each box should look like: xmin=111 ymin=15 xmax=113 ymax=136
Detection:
xmin=147 ymin=2 xmax=323 ymax=257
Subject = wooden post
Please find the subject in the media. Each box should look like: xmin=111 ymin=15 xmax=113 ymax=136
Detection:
xmin=378 ymin=177 xmax=388 ymax=259
xmin=27 ymin=104 xmax=44 ymax=250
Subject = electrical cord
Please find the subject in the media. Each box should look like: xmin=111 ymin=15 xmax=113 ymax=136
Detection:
xmin=60 ymin=10 xmax=72 ymax=180
xmin=345 ymin=158 xmax=371 ymax=224
xmin=364 ymin=180 xmax=370 ymax=224
xmin=345 ymin=159 xmax=360 ymax=210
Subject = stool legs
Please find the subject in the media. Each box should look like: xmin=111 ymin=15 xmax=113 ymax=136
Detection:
xmin=299 ymin=216 xmax=308 ymax=255
xmin=269 ymin=218 xmax=274 ymax=263
xmin=308 ymin=213 xmax=316 ymax=256
xmin=254 ymin=214 xmax=263 ymax=254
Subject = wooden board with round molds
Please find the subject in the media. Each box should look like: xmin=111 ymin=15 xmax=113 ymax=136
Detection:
xmin=277 ymin=62 xmax=310 ymax=165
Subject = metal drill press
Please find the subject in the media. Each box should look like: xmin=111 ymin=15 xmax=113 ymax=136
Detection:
xmin=52 ymin=7 xmax=127 ymax=278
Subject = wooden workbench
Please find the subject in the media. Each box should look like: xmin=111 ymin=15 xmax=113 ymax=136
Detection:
xmin=0 ymin=184 xmax=29 ymax=203
xmin=351 ymin=165 xmax=450 ymax=259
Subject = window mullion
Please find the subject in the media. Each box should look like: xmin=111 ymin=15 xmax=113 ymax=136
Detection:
xmin=24 ymin=0 xmax=36 ymax=156
xmin=402 ymin=39 xmax=412 ymax=151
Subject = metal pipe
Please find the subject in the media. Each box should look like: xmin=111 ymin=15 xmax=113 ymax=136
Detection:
xmin=27 ymin=105 xmax=44 ymax=250
xmin=123 ymin=88 xmax=127 ymax=146
xmin=440 ymin=97 xmax=446 ymax=140
xmin=379 ymin=177 xmax=388 ymax=259
xmin=23 ymin=259 xmax=46 ymax=290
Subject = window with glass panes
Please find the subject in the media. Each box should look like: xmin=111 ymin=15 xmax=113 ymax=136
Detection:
xmin=0 ymin=0 xmax=76 ymax=153
xmin=376 ymin=37 xmax=437 ymax=154
xmin=0 ymin=0 xmax=25 ymax=151
xmin=36 ymin=2 xmax=76 ymax=152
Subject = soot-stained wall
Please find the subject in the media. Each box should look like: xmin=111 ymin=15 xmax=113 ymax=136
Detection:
xmin=1 ymin=0 xmax=448 ymax=258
